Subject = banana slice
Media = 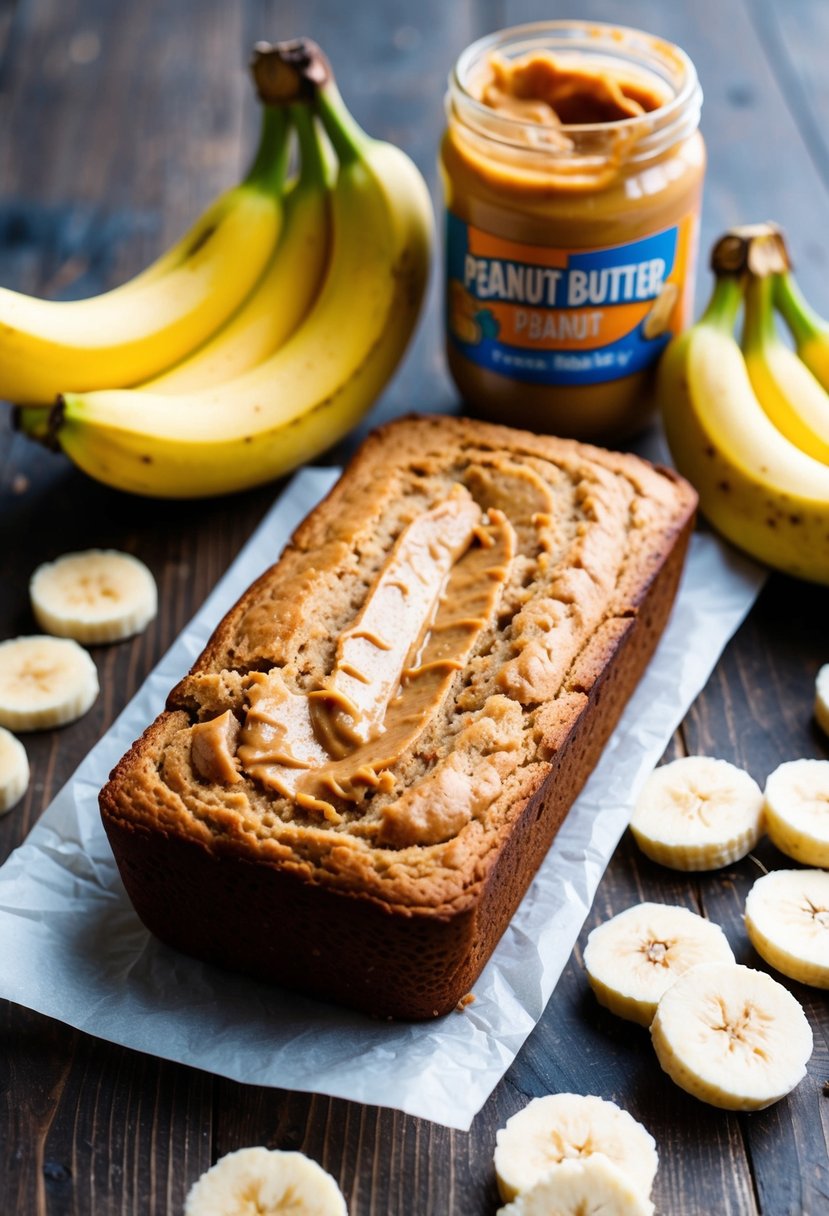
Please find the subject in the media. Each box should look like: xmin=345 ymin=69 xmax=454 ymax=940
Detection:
xmin=496 ymin=1156 xmax=654 ymax=1216
xmin=745 ymin=868 xmax=829 ymax=988
xmin=630 ymin=756 xmax=764 ymax=871
xmin=764 ymin=759 xmax=829 ymax=867
xmin=650 ymin=962 xmax=813 ymax=1110
xmin=815 ymin=665 xmax=829 ymax=737
xmin=494 ymin=1093 xmax=657 ymax=1204
xmin=184 ymin=1147 xmax=347 ymax=1216
xmin=0 ymin=636 xmax=99 ymax=731
xmin=0 ymin=727 xmax=29 ymax=813
xmin=583 ymin=903 xmax=735 ymax=1027
xmin=30 ymin=549 xmax=157 ymax=644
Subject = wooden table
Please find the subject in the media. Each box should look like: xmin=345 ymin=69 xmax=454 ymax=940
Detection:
xmin=2 ymin=1 xmax=828 ymax=1212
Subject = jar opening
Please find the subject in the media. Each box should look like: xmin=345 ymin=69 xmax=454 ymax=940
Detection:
xmin=450 ymin=20 xmax=702 ymax=163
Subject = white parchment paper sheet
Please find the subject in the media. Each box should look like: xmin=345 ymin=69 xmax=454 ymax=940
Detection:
xmin=0 ymin=466 xmax=765 ymax=1130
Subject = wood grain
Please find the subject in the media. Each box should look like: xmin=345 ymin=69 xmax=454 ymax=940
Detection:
xmin=1 ymin=0 xmax=829 ymax=1212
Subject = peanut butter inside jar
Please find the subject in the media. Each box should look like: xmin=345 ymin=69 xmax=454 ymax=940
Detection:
xmin=440 ymin=22 xmax=705 ymax=443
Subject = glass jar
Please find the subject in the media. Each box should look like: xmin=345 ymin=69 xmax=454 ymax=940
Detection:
xmin=440 ymin=21 xmax=705 ymax=443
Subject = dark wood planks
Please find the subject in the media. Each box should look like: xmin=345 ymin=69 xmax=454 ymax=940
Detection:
xmin=749 ymin=0 xmax=829 ymax=282
xmin=0 ymin=1 xmax=266 ymax=1212
xmin=1 ymin=0 xmax=829 ymax=1212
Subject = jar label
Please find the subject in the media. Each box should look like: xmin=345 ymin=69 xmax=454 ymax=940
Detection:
xmin=445 ymin=212 xmax=697 ymax=386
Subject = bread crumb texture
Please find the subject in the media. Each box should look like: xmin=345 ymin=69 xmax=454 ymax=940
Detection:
xmin=102 ymin=416 xmax=694 ymax=915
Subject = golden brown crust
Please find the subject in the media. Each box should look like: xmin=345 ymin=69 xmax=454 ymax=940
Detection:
xmin=99 ymin=415 xmax=696 ymax=1018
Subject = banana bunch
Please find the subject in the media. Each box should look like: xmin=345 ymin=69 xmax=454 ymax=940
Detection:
xmin=658 ymin=223 xmax=829 ymax=584
xmin=11 ymin=39 xmax=432 ymax=498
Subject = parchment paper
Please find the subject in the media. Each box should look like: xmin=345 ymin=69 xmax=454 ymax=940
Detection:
xmin=0 ymin=466 xmax=765 ymax=1130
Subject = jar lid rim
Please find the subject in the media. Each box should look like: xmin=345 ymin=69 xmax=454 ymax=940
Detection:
xmin=450 ymin=19 xmax=701 ymax=142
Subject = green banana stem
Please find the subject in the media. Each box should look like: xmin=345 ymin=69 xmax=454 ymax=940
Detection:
xmin=314 ymin=81 xmax=371 ymax=167
xmin=291 ymin=104 xmax=330 ymax=191
xmin=773 ymin=271 xmax=829 ymax=346
xmin=701 ymin=274 xmax=744 ymax=333
xmin=742 ymin=273 xmax=776 ymax=354
xmin=245 ymin=104 xmax=292 ymax=192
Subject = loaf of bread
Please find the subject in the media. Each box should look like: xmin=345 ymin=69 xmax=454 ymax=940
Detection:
xmin=100 ymin=415 xmax=696 ymax=1019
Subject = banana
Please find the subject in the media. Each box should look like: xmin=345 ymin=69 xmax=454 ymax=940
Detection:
xmin=1 ymin=106 xmax=292 ymax=406
xmin=650 ymin=962 xmax=813 ymax=1110
xmin=496 ymin=1157 xmax=654 ymax=1216
xmin=658 ymin=272 xmax=829 ymax=585
xmin=742 ymin=273 xmax=829 ymax=463
xmin=745 ymin=868 xmax=829 ymax=989
xmin=0 ymin=727 xmax=29 ymax=813
xmin=143 ymin=106 xmax=331 ymax=393
xmin=40 ymin=42 xmax=432 ymax=499
xmin=763 ymin=758 xmax=829 ymax=867
xmin=774 ymin=269 xmax=829 ymax=392
xmin=184 ymin=1147 xmax=347 ymax=1216
xmin=0 ymin=636 xmax=98 ymax=731
xmin=816 ymin=664 xmax=829 ymax=738
xmin=30 ymin=549 xmax=157 ymax=644
xmin=494 ymin=1093 xmax=658 ymax=1205
xmin=583 ymin=902 xmax=735 ymax=1027
xmin=629 ymin=756 xmax=764 ymax=871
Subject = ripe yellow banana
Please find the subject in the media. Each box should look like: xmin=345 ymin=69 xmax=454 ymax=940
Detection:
xmin=44 ymin=45 xmax=433 ymax=499
xmin=742 ymin=273 xmax=829 ymax=463
xmin=658 ymin=273 xmax=829 ymax=584
xmin=0 ymin=107 xmax=292 ymax=406
xmin=143 ymin=105 xmax=331 ymax=393
xmin=774 ymin=269 xmax=829 ymax=391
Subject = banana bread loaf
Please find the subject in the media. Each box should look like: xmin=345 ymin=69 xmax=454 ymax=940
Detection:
xmin=100 ymin=415 xmax=696 ymax=1019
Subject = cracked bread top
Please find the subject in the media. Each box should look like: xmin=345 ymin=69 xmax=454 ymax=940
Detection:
xmin=101 ymin=415 xmax=696 ymax=915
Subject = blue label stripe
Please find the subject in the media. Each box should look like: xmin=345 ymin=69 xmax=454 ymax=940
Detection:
xmin=445 ymin=212 xmax=680 ymax=387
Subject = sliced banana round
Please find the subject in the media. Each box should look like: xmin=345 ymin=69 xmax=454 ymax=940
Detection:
xmin=184 ymin=1147 xmax=347 ymax=1216
xmin=0 ymin=636 xmax=99 ymax=731
xmin=815 ymin=665 xmax=829 ymax=738
xmin=494 ymin=1093 xmax=657 ymax=1205
xmin=496 ymin=1156 xmax=654 ymax=1216
xmin=630 ymin=756 xmax=764 ymax=871
xmin=650 ymin=962 xmax=813 ymax=1110
xmin=745 ymin=868 xmax=829 ymax=988
xmin=764 ymin=758 xmax=829 ymax=867
xmin=583 ymin=903 xmax=735 ymax=1027
xmin=0 ymin=727 xmax=29 ymax=813
xmin=30 ymin=549 xmax=157 ymax=644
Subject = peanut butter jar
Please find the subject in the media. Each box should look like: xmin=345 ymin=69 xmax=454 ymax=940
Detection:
xmin=440 ymin=21 xmax=705 ymax=442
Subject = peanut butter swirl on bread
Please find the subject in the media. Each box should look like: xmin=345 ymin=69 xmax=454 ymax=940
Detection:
xmin=100 ymin=415 xmax=696 ymax=1019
